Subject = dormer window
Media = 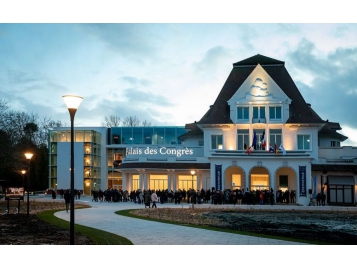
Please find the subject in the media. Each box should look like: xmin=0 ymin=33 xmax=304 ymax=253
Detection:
xmin=237 ymin=106 xmax=249 ymax=120
xmin=252 ymin=106 xmax=266 ymax=123
xmin=269 ymin=106 xmax=282 ymax=120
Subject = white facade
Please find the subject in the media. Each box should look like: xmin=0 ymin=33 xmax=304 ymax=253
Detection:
xmin=48 ymin=55 xmax=357 ymax=206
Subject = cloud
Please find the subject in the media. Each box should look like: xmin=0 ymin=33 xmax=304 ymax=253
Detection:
xmin=78 ymin=24 xmax=162 ymax=62
xmin=288 ymin=40 xmax=357 ymax=133
xmin=120 ymin=76 xmax=152 ymax=86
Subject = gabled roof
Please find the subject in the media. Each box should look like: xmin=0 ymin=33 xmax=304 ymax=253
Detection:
xmin=233 ymin=54 xmax=284 ymax=67
xmin=196 ymin=54 xmax=326 ymax=125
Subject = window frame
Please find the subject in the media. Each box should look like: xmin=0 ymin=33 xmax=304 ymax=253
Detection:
xmin=211 ymin=134 xmax=223 ymax=150
xmin=269 ymin=106 xmax=282 ymax=121
xmin=237 ymin=106 xmax=249 ymax=121
xmin=297 ymin=134 xmax=311 ymax=150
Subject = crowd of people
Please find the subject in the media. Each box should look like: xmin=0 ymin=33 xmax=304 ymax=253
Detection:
xmin=88 ymin=187 xmax=298 ymax=206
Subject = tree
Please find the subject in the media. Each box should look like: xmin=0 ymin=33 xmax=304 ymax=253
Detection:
xmin=141 ymin=120 xmax=152 ymax=127
xmin=102 ymin=114 xmax=152 ymax=127
xmin=102 ymin=115 xmax=121 ymax=127
xmin=122 ymin=116 xmax=140 ymax=127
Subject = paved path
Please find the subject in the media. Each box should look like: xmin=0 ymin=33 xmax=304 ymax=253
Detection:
xmin=52 ymin=196 xmax=318 ymax=245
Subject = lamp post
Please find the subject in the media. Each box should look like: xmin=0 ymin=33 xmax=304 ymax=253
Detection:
xmin=63 ymin=94 xmax=83 ymax=245
xmin=24 ymin=153 xmax=33 ymax=217
xmin=190 ymin=170 xmax=195 ymax=209
xmin=21 ymin=170 xmax=26 ymax=213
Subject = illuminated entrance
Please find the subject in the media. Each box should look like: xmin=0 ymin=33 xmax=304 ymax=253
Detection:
xmin=132 ymin=174 xmax=139 ymax=190
xmin=149 ymin=174 xmax=168 ymax=190
xmin=225 ymin=166 xmax=244 ymax=190
xmin=178 ymin=175 xmax=196 ymax=190
xmin=250 ymin=167 xmax=269 ymax=190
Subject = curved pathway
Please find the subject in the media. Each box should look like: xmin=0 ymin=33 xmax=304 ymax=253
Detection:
xmin=54 ymin=196 xmax=308 ymax=245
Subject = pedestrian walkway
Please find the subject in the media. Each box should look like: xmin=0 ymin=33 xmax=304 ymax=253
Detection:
xmin=52 ymin=196 xmax=316 ymax=245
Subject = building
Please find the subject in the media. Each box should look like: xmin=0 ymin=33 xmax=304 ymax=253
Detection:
xmin=48 ymin=54 xmax=357 ymax=206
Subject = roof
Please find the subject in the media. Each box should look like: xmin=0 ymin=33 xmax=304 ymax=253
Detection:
xmin=318 ymin=122 xmax=348 ymax=141
xmin=196 ymin=54 xmax=326 ymax=125
xmin=178 ymin=123 xmax=203 ymax=141
xmin=233 ymin=54 xmax=285 ymax=66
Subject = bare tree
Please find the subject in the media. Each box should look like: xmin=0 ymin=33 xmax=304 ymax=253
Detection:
xmin=141 ymin=120 xmax=152 ymax=127
xmin=102 ymin=115 xmax=121 ymax=127
xmin=122 ymin=116 xmax=140 ymax=127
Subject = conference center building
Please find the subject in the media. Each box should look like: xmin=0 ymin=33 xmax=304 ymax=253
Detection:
xmin=48 ymin=54 xmax=357 ymax=206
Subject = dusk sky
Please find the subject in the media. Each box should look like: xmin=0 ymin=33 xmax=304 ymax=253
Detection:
xmin=2 ymin=2 xmax=357 ymax=146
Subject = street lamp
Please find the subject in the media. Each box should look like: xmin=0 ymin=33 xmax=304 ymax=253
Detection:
xmin=21 ymin=170 xmax=26 ymax=212
xmin=190 ymin=170 xmax=195 ymax=209
xmin=24 ymin=153 xmax=33 ymax=217
xmin=63 ymin=94 xmax=83 ymax=245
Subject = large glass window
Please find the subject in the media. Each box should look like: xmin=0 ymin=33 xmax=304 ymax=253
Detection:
xmin=149 ymin=174 xmax=168 ymax=190
xmin=211 ymin=134 xmax=223 ymax=149
xmin=132 ymin=127 xmax=143 ymax=144
xmin=297 ymin=134 xmax=311 ymax=150
xmin=237 ymin=129 xmax=249 ymax=150
xmin=250 ymin=174 xmax=269 ymax=190
xmin=178 ymin=175 xmax=196 ymax=190
xmin=153 ymin=127 xmax=165 ymax=145
xmin=165 ymin=127 xmax=177 ymax=144
xmin=122 ymin=128 xmax=133 ymax=144
xmin=237 ymin=107 xmax=249 ymax=120
xmin=270 ymin=129 xmax=282 ymax=148
xmin=143 ymin=128 xmax=153 ymax=144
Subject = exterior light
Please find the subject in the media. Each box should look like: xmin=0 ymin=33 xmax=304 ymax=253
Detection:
xmin=190 ymin=170 xmax=196 ymax=209
xmin=24 ymin=152 xmax=33 ymax=217
xmin=63 ymin=94 xmax=83 ymax=245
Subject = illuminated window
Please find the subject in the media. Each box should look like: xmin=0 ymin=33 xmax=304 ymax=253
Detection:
xmin=251 ymin=174 xmax=269 ymax=190
xmin=232 ymin=174 xmax=241 ymax=189
xmin=237 ymin=129 xmax=249 ymax=150
xmin=297 ymin=134 xmax=310 ymax=150
xmin=269 ymin=129 xmax=282 ymax=148
xmin=211 ymin=135 xmax=223 ymax=149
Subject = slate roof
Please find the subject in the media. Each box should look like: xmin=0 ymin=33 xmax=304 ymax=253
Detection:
xmin=197 ymin=54 xmax=326 ymax=125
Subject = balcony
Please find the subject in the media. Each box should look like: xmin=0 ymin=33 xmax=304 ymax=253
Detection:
xmin=252 ymin=117 xmax=266 ymax=124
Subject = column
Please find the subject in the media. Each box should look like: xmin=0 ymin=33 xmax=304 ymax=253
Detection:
xmin=122 ymin=172 xmax=128 ymax=191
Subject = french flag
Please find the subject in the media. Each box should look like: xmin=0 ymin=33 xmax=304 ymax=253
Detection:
xmin=261 ymin=130 xmax=266 ymax=150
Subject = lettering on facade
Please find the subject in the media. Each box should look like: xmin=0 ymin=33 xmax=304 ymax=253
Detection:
xmin=126 ymin=146 xmax=194 ymax=157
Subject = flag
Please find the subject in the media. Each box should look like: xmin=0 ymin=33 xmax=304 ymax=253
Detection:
xmin=279 ymin=143 xmax=286 ymax=155
xmin=274 ymin=144 xmax=278 ymax=154
xmin=261 ymin=130 xmax=266 ymax=150
xmin=251 ymin=131 xmax=257 ymax=148
xmin=246 ymin=146 xmax=253 ymax=154
xmin=269 ymin=145 xmax=274 ymax=152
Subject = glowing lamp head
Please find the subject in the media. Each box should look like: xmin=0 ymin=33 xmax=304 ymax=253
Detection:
xmin=62 ymin=95 xmax=83 ymax=110
xmin=24 ymin=153 xmax=33 ymax=160
xmin=190 ymin=170 xmax=196 ymax=175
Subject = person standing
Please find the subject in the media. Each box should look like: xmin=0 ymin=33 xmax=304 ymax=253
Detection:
xmin=151 ymin=190 xmax=158 ymax=208
xmin=64 ymin=190 xmax=71 ymax=212
xmin=144 ymin=191 xmax=151 ymax=208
